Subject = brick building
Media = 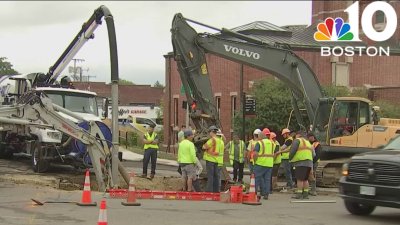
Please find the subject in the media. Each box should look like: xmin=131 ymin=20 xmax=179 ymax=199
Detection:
xmin=73 ymin=82 xmax=163 ymax=106
xmin=163 ymin=0 xmax=400 ymax=148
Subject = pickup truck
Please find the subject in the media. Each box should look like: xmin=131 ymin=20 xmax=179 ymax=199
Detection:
xmin=339 ymin=134 xmax=400 ymax=215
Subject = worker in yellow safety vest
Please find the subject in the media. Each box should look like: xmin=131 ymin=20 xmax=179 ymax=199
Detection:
xmin=276 ymin=128 xmax=294 ymax=191
xmin=289 ymin=131 xmax=315 ymax=199
xmin=307 ymin=132 xmax=322 ymax=196
xmin=270 ymin=132 xmax=281 ymax=193
xmin=246 ymin=129 xmax=262 ymax=174
xmin=141 ymin=124 xmax=159 ymax=180
xmin=202 ymin=126 xmax=224 ymax=193
xmin=253 ymin=128 xmax=274 ymax=200
xmin=225 ymin=133 xmax=245 ymax=183
xmin=177 ymin=129 xmax=197 ymax=191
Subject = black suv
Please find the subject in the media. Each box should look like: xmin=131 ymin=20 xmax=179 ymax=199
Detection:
xmin=339 ymin=135 xmax=400 ymax=215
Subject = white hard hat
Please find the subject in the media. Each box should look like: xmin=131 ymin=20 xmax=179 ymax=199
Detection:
xmin=372 ymin=106 xmax=380 ymax=111
xmin=253 ymin=129 xmax=262 ymax=135
xmin=216 ymin=129 xmax=223 ymax=136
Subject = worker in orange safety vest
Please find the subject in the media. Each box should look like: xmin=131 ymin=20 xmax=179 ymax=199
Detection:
xmin=246 ymin=129 xmax=262 ymax=174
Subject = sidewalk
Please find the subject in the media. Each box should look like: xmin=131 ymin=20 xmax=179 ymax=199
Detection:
xmin=119 ymin=147 xmax=179 ymax=167
xmin=118 ymin=147 xmax=249 ymax=174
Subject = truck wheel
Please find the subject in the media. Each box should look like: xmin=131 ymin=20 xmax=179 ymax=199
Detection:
xmin=31 ymin=142 xmax=50 ymax=173
xmin=344 ymin=200 xmax=376 ymax=216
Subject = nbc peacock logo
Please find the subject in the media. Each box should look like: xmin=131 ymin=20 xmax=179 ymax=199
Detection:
xmin=314 ymin=17 xmax=354 ymax=41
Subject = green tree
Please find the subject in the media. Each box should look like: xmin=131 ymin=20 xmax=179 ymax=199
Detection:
xmin=118 ymin=79 xmax=134 ymax=85
xmin=0 ymin=57 xmax=19 ymax=76
xmin=233 ymin=78 xmax=296 ymax=136
xmin=153 ymin=80 xmax=164 ymax=88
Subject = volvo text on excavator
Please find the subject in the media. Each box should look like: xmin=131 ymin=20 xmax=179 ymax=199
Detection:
xmin=170 ymin=13 xmax=400 ymax=187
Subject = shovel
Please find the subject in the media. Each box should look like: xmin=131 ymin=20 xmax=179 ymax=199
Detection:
xmin=31 ymin=198 xmax=78 ymax=206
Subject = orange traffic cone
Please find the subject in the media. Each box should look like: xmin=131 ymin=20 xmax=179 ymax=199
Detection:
xmin=97 ymin=199 xmax=108 ymax=225
xmin=121 ymin=172 xmax=141 ymax=206
xmin=77 ymin=169 xmax=97 ymax=206
xmin=243 ymin=173 xmax=262 ymax=205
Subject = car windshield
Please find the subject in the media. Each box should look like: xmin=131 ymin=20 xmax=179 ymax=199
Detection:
xmin=383 ymin=135 xmax=400 ymax=150
xmin=45 ymin=91 xmax=98 ymax=116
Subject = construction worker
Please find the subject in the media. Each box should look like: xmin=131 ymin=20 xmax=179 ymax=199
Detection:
xmin=177 ymin=129 xmax=197 ymax=191
xmin=202 ymin=126 xmax=224 ymax=193
xmin=225 ymin=133 xmax=245 ymax=183
xmin=271 ymin=132 xmax=281 ymax=193
xmin=289 ymin=131 xmax=314 ymax=199
xmin=307 ymin=132 xmax=321 ymax=196
xmin=141 ymin=124 xmax=159 ymax=180
xmin=276 ymin=128 xmax=294 ymax=191
xmin=246 ymin=129 xmax=262 ymax=174
xmin=253 ymin=128 xmax=274 ymax=200
xmin=177 ymin=125 xmax=186 ymax=176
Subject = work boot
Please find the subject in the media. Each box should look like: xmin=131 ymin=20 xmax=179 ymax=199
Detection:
xmin=310 ymin=181 xmax=317 ymax=196
xmin=291 ymin=191 xmax=303 ymax=199
xmin=149 ymin=174 xmax=155 ymax=180
xmin=302 ymin=191 xmax=309 ymax=199
xmin=263 ymin=195 xmax=269 ymax=200
xmin=140 ymin=174 xmax=147 ymax=178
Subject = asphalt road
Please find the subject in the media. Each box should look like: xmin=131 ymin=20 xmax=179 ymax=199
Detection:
xmin=0 ymin=181 xmax=399 ymax=225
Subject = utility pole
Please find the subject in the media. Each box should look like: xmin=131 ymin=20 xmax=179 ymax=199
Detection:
xmin=240 ymin=64 xmax=245 ymax=141
xmin=72 ymin=58 xmax=85 ymax=81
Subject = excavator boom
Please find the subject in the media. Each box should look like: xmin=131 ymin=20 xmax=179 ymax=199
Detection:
xmin=171 ymin=13 xmax=324 ymax=140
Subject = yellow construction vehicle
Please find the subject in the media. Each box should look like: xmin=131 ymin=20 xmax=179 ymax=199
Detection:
xmin=170 ymin=13 xmax=400 ymax=187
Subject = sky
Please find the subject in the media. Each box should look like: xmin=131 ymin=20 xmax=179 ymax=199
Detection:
xmin=0 ymin=1 xmax=312 ymax=85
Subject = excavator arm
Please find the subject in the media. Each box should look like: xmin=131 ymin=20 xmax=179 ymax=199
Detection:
xmin=171 ymin=13 xmax=324 ymax=139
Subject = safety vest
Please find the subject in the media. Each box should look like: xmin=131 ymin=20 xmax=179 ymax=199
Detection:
xmin=247 ymin=139 xmax=258 ymax=165
xmin=255 ymin=139 xmax=274 ymax=168
xmin=312 ymin=141 xmax=320 ymax=162
xmin=290 ymin=138 xmax=313 ymax=163
xmin=281 ymin=136 xmax=293 ymax=160
xmin=178 ymin=139 xmax=196 ymax=164
xmin=203 ymin=137 xmax=224 ymax=165
xmin=229 ymin=140 xmax=245 ymax=165
xmin=144 ymin=132 xmax=159 ymax=150
xmin=273 ymin=140 xmax=281 ymax=165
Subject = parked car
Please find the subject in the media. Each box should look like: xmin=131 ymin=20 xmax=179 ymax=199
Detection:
xmin=339 ymin=134 xmax=400 ymax=215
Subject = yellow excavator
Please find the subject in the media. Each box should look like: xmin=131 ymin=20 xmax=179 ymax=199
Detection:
xmin=170 ymin=13 xmax=400 ymax=187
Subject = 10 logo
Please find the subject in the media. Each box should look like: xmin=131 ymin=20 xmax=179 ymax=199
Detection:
xmin=315 ymin=1 xmax=397 ymax=42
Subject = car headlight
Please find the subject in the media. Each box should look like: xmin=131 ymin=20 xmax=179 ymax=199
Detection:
xmin=342 ymin=163 xmax=349 ymax=176
xmin=47 ymin=131 xmax=61 ymax=140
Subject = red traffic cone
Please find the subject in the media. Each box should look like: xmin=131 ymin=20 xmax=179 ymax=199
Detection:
xmin=77 ymin=169 xmax=97 ymax=206
xmin=97 ymin=199 xmax=108 ymax=225
xmin=121 ymin=172 xmax=141 ymax=206
xmin=243 ymin=173 xmax=262 ymax=205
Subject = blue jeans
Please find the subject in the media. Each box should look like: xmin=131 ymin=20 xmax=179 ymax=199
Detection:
xmin=143 ymin=149 xmax=157 ymax=175
xmin=254 ymin=165 xmax=272 ymax=196
xmin=281 ymin=159 xmax=294 ymax=188
xmin=206 ymin=161 xmax=221 ymax=193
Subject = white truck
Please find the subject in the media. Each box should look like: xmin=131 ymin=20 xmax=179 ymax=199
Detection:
xmin=0 ymin=6 xmax=129 ymax=191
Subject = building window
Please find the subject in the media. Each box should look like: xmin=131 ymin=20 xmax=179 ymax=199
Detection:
xmin=231 ymin=95 xmax=237 ymax=122
xmin=375 ymin=10 xmax=385 ymax=24
xmin=173 ymin=98 xmax=179 ymax=126
xmin=215 ymin=96 xmax=221 ymax=119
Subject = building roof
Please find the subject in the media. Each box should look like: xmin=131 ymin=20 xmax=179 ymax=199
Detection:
xmin=73 ymin=82 xmax=164 ymax=106
xmin=221 ymin=21 xmax=400 ymax=53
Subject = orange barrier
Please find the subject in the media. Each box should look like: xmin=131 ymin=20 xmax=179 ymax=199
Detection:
xmin=230 ymin=186 xmax=243 ymax=203
xmin=108 ymin=189 xmax=220 ymax=201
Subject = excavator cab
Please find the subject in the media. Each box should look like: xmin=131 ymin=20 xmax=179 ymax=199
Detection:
xmin=314 ymin=97 xmax=376 ymax=150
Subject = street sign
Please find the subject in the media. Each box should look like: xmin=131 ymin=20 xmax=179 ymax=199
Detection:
xmin=245 ymin=97 xmax=256 ymax=115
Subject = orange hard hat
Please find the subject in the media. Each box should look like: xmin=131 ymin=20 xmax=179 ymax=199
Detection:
xmin=281 ymin=128 xmax=291 ymax=135
xmin=270 ymin=132 xmax=277 ymax=139
xmin=262 ymin=128 xmax=270 ymax=136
